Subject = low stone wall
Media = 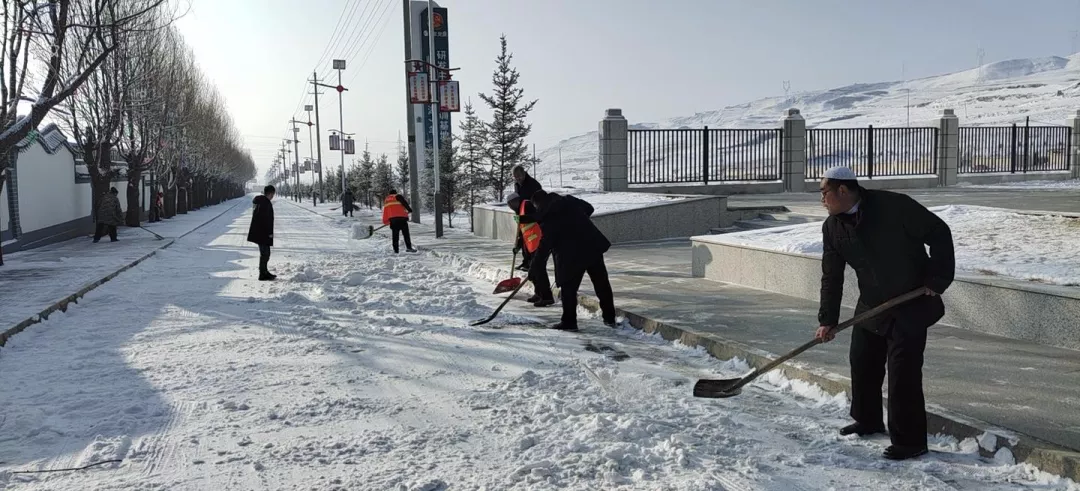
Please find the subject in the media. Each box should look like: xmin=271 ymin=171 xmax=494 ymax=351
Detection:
xmin=472 ymin=194 xmax=728 ymax=244
xmin=691 ymin=239 xmax=1080 ymax=351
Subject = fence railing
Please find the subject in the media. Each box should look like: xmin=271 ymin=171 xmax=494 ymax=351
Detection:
xmin=627 ymin=127 xmax=782 ymax=185
xmin=806 ymin=126 xmax=938 ymax=179
xmin=958 ymin=125 xmax=1071 ymax=174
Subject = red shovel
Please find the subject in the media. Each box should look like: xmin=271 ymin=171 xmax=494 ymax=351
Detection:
xmin=493 ymin=250 xmax=523 ymax=294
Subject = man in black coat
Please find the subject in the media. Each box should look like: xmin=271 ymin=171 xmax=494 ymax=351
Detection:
xmin=247 ymin=185 xmax=277 ymax=281
xmin=509 ymin=194 xmax=555 ymax=307
xmin=342 ymin=189 xmax=355 ymax=217
xmin=512 ymin=165 xmax=542 ymax=204
xmin=814 ymin=166 xmax=955 ymax=461
xmin=529 ymin=190 xmax=615 ymax=331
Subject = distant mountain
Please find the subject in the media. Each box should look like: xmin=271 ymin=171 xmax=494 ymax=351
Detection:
xmin=532 ymin=54 xmax=1080 ymax=190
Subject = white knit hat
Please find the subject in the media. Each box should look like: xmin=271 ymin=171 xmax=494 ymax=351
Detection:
xmin=823 ymin=166 xmax=857 ymax=180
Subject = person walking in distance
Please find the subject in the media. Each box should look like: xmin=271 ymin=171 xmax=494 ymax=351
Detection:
xmin=382 ymin=189 xmax=416 ymax=253
xmin=93 ymin=187 xmax=124 ymax=243
xmin=247 ymin=185 xmax=277 ymax=281
xmin=341 ymin=189 xmax=355 ymax=217
xmin=814 ymin=166 xmax=955 ymax=461
xmin=529 ymin=190 xmax=615 ymax=331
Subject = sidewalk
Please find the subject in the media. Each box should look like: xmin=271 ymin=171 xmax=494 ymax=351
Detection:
xmin=0 ymin=200 xmax=243 ymax=338
xmin=304 ymin=200 xmax=1080 ymax=478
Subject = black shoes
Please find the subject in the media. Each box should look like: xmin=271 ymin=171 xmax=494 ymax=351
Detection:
xmin=259 ymin=272 xmax=277 ymax=281
xmin=603 ymin=318 xmax=617 ymax=327
xmin=551 ymin=322 xmax=578 ymax=332
xmin=406 ymin=248 xmax=417 ymax=253
xmin=883 ymin=445 xmax=928 ymax=461
xmin=533 ymin=298 xmax=555 ymax=308
xmin=525 ymin=294 xmax=541 ymax=303
xmin=839 ymin=423 xmax=886 ymax=437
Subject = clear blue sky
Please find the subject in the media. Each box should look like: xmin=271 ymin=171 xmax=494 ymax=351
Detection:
xmin=175 ymin=0 xmax=1080 ymax=177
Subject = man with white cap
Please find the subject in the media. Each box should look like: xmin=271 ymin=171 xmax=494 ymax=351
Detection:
xmin=815 ymin=166 xmax=955 ymax=461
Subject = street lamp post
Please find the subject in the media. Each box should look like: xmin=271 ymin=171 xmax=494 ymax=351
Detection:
xmin=304 ymin=105 xmax=316 ymax=206
xmin=313 ymin=62 xmax=350 ymax=198
xmin=290 ymin=122 xmax=302 ymax=202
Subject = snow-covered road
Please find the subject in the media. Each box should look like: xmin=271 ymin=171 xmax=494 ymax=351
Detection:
xmin=0 ymin=200 xmax=1075 ymax=490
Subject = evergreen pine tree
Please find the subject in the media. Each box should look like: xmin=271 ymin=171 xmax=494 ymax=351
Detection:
xmin=438 ymin=139 xmax=460 ymax=228
xmin=457 ymin=101 xmax=490 ymax=230
xmin=478 ymin=34 xmax=537 ymax=201
xmin=396 ymin=138 xmax=410 ymax=192
xmin=354 ymin=145 xmax=376 ymax=207
xmin=373 ymin=153 xmax=394 ymax=204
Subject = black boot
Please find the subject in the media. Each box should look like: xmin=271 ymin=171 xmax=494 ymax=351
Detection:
xmin=883 ymin=445 xmax=928 ymax=460
xmin=533 ymin=298 xmax=555 ymax=308
xmin=839 ymin=423 xmax=886 ymax=437
xmin=551 ymin=322 xmax=578 ymax=332
xmin=525 ymin=294 xmax=541 ymax=303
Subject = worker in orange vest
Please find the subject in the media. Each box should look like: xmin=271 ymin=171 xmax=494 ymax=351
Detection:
xmin=510 ymin=195 xmax=555 ymax=307
xmin=381 ymin=190 xmax=416 ymax=253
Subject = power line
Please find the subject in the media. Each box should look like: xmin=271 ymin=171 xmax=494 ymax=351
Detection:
xmin=339 ymin=0 xmax=392 ymax=64
xmin=348 ymin=0 xmax=396 ymax=85
xmin=311 ymin=0 xmax=360 ymax=75
xmin=318 ymin=0 xmax=376 ymax=82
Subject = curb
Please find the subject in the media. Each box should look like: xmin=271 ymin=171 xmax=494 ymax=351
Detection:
xmin=0 ymin=199 xmax=244 ymax=349
xmin=427 ymin=247 xmax=1080 ymax=482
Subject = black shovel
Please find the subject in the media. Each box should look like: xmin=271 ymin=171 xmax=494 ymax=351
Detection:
xmin=470 ymin=279 xmax=530 ymax=326
xmin=693 ymin=288 xmax=928 ymax=398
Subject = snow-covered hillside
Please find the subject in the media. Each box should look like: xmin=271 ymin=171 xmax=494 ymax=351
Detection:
xmin=535 ymin=54 xmax=1080 ymax=190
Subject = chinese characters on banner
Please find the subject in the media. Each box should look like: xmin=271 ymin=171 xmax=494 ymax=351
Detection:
xmin=438 ymin=81 xmax=460 ymax=112
xmin=408 ymin=71 xmax=430 ymax=104
xmin=420 ymin=6 xmax=451 ymax=159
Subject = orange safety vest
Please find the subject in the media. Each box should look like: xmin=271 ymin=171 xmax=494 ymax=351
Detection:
xmin=382 ymin=194 xmax=408 ymax=224
xmin=519 ymin=200 xmax=542 ymax=253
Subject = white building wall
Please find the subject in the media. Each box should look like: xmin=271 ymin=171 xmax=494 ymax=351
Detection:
xmin=1 ymin=177 xmax=9 ymax=237
xmin=15 ymin=143 xmax=83 ymax=233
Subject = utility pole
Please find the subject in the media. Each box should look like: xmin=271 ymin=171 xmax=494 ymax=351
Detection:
xmin=334 ymin=60 xmax=348 ymax=196
xmin=402 ymin=0 xmax=420 ymax=224
xmin=310 ymin=72 xmax=326 ymax=203
xmin=304 ymin=105 xmax=318 ymax=206
xmin=427 ymin=0 xmax=443 ymax=238
xmin=290 ymin=120 xmax=302 ymax=202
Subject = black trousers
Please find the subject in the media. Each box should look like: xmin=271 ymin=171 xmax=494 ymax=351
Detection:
xmin=559 ymin=256 xmax=615 ymax=328
xmin=849 ymin=319 xmax=929 ymax=448
xmin=258 ymin=244 xmax=271 ymax=275
xmin=389 ymin=218 xmax=412 ymax=253
xmin=528 ymin=247 xmax=554 ymax=301
xmin=343 ymin=205 xmax=353 ymax=217
xmin=94 ymin=223 xmax=118 ymax=241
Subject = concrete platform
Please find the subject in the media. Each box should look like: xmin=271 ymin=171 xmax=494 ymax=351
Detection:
xmin=690 ymin=239 xmax=1080 ymax=351
xmin=414 ymin=231 xmax=1080 ymax=480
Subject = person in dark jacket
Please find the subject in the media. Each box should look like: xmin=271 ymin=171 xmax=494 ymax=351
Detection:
xmin=93 ymin=187 xmax=124 ymax=243
xmin=529 ymin=190 xmax=615 ymax=331
xmin=509 ymin=194 xmax=554 ymax=307
xmin=382 ymin=189 xmax=416 ymax=253
xmin=342 ymin=189 xmax=355 ymax=217
xmin=512 ymin=165 xmax=542 ymax=204
xmin=247 ymin=185 xmax=277 ymax=281
xmin=814 ymin=166 xmax=954 ymax=461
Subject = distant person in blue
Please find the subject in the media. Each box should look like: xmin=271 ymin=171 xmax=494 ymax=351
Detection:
xmin=814 ymin=166 xmax=954 ymax=461
xmin=247 ymin=185 xmax=276 ymax=281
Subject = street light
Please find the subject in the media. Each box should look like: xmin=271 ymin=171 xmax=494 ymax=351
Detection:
xmin=313 ymin=61 xmax=350 ymax=197
xmin=305 ymin=104 xmax=319 ymax=206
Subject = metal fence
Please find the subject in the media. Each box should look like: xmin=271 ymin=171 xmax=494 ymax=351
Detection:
xmin=627 ymin=127 xmax=783 ymax=185
xmin=806 ymin=126 xmax=939 ymax=179
xmin=958 ymin=124 xmax=1071 ymax=174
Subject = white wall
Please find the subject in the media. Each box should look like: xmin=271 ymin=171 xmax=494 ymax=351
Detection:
xmin=15 ymin=143 xmax=82 ymax=232
xmin=1 ymin=177 xmax=9 ymax=236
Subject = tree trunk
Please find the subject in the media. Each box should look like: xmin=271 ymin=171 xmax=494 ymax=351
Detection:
xmin=177 ymin=187 xmax=188 ymax=214
xmin=125 ymin=170 xmax=142 ymax=227
xmin=164 ymin=187 xmax=176 ymax=218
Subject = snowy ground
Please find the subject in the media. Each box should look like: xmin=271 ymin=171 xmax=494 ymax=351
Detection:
xmin=0 ymin=200 xmax=1077 ymax=490
xmin=697 ymin=205 xmax=1080 ymax=286
xmin=478 ymin=190 xmax=684 ymax=215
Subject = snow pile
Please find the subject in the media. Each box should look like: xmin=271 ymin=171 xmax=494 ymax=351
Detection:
xmin=702 ymin=205 xmax=1080 ymax=286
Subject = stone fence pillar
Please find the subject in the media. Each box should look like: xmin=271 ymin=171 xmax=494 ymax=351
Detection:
xmin=781 ymin=109 xmax=806 ymax=192
xmin=599 ymin=108 xmax=628 ymax=192
xmin=937 ymin=109 xmax=959 ymax=187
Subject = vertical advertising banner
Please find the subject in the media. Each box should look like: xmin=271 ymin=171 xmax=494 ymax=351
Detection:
xmin=420 ymin=6 xmax=451 ymax=166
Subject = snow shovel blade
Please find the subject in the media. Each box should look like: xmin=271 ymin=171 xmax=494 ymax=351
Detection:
xmin=492 ymin=277 xmax=523 ymax=294
xmin=472 ymin=279 xmax=529 ymax=326
xmin=692 ymin=378 xmax=743 ymax=398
